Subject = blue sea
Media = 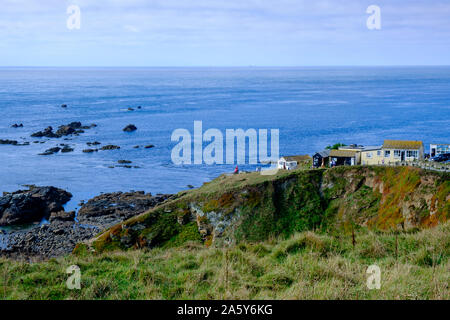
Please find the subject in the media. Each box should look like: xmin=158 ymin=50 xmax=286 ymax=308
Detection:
xmin=0 ymin=67 xmax=449 ymax=211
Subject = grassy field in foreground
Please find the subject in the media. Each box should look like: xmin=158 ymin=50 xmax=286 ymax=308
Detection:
xmin=1 ymin=222 xmax=449 ymax=300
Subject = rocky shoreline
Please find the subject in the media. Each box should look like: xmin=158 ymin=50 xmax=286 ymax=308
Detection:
xmin=0 ymin=186 xmax=173 ymax=260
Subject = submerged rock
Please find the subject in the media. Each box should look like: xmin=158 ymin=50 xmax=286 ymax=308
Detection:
xmin=11 ymin=123 xmax=23 ymax=128
xmin=0 ymin=186 xmax=72 ymax=226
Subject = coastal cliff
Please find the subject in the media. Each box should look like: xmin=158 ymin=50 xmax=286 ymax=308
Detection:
xmin=89 ymin=166 xmax=449 ymax=253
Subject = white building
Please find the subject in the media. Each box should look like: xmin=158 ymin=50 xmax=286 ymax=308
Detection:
xmin=277 ymin=155 xmax=312 ymax=170
xmin=430 ymin=143 xmax=450 ymax=157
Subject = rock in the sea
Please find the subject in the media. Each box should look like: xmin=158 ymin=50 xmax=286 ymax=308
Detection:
xmin=31 ymin=122 xmax=92 ymax=139
xmin=83 ymin=148 xmax=98 ymax=153
xmin=61 ymin=104 xmax=68 ymax=108
xmin=11 ymin=123 xmax=23 ymax=128
xmin=38 ymin=147 xmax=61 ymax=155
xmin=145 ymin=144 xmax=155 ymax=149
xmin=31 ymin=126 xmax=59 ymax=138
xmin=118 ymin=160 xmax=132 ymax=164
xmin=123 ymin=124 xmax=137 ymax=132
xmin=0 ymin=139 xmax=18 ymax=145
xmin=0 ymin=186 xmax=72 ymax=226
xmin=0 ymin=139 xmax=29 ymax=146
xmin=87 ymin=141 xmax=101 ymax=146
xmin=61 ymin=146 xmax=74 ymax=153
xmin=77 ymin=191 xmax=172 ymax=227
xmin=100 ymin=145 xmax=120 ymax=150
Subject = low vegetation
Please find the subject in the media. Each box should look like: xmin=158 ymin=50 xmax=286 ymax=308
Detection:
xmin=1 ymin=222 xmax=448 ymax=300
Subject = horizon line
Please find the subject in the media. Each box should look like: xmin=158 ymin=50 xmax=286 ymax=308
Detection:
xmin=1 ymin=65 xmax=450 ymax=68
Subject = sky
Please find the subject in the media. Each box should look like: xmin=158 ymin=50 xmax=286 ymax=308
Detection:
xmin=0 ymin=0 xmax=449 ymax=66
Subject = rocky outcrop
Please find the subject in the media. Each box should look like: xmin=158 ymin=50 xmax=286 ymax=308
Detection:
xmin=0 ymin=189 xmax=172 ymax=260
xmin=31 ymin=126 xmax=59 ymax=138
xmin=49 ymin=210 xmax=75 ymax=223
xmin=77 ymin=191 xmax=172 ymax=228
xmin=0 ymin=186 xmax=72 ymax=226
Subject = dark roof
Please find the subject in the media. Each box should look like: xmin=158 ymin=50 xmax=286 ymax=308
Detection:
xmin=314 ymin=150 xmax=330 ymax=158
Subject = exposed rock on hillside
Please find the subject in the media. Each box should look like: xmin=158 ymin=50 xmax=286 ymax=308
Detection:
xmin=92 ymin=166 xmax=449 ymax=253
xmin=77 ymin=191 xmax=173 ymax=228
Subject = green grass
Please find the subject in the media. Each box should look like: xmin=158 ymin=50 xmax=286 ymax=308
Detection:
xmin=1 ymin=222 xmax=448 ymax=300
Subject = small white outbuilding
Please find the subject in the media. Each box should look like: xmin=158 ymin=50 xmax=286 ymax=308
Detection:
xmin=277 ymin=155 xmax=312 ymax=170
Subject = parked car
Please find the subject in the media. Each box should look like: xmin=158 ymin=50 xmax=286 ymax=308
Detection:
xmin=430 ymin=153 xmax=450 ymax=162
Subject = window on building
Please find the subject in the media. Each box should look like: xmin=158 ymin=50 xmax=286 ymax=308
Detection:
xmin=367 ymin=152 xmax=372 ymax=158
xmin=377 ymin=150 xmax=381 ymax=156
xmin=394 ymin=150 xmax=402 ymax=158
xmin=407 ymin=150 xmax=418 ymax=158
xmin=384 ymin=150 xmax=391 ymax=158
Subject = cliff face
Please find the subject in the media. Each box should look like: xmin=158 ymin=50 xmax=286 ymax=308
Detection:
xmin=89 ymin=166 xmax=449 ymax=253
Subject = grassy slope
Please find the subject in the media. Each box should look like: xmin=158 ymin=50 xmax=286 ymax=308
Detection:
xmin=1 ymin=222 xmax=448 ymax=300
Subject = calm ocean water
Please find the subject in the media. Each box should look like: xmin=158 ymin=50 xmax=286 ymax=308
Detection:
xmin=0 ymin=67 xmax=449 ymax=210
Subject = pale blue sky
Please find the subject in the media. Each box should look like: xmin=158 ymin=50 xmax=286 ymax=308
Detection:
xmin=1 ymin=0 xmax=449 ymax=66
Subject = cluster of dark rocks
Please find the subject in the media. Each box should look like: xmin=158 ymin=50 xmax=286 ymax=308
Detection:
xmin=11 ymin=123 xmax=23 ymax=128
xmin=0 ymin=186 xmax=173 ymax=260
xmin=3 ymin=222 xmax=100 ymax=260
xmin=31 ymin=122 xmax=96 ymax=138
xmin=38 ymin=144 xmax=75 ymax=156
